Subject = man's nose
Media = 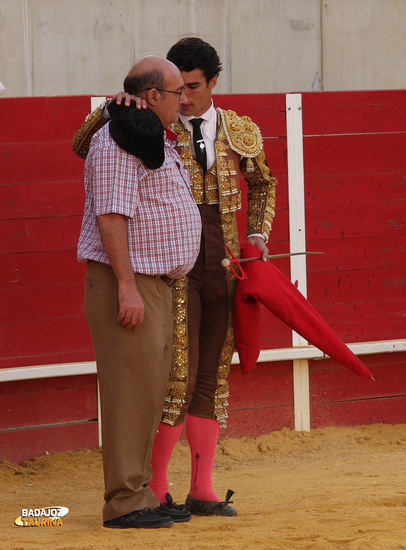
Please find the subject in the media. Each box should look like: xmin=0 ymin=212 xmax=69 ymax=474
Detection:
xmin=180 ymin=92 xmax=189 ymax=105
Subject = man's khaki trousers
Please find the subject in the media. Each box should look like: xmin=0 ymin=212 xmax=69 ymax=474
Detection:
xmin=85 ymin=261 xmax=173 ymax=521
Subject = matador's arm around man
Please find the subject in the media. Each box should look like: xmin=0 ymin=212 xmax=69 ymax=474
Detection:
xmin=72 ymin=94 xmax=145 ymax=159
xmin=72 ymin=104 xmax=108 ymax=159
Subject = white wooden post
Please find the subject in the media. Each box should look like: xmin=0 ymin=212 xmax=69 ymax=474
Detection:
xmin=286 ymin=93 xmax=310 ymax=432
xmin=91 ymin=96 xmax=107 ymax=111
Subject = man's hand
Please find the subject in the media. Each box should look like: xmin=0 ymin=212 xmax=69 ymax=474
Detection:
xmin=117 ymin=280 xmax=144 ymax=330
xmin=97 ymin=213 xmax=145 ymax=331
xmin=247 ymin=235 xmax=269 ymax=261
xmin=113 ymin=91 xmax=147 ymax=109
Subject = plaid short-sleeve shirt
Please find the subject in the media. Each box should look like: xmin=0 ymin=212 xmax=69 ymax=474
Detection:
xmin=77 ymin=124 xmax=201 ymax=278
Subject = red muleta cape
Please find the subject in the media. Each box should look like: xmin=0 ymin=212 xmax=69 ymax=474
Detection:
xmin=233 ymin=243 xmax=374 ymax=380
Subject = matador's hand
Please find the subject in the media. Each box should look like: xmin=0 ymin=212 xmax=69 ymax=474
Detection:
xmin=112 ymin=91 xmax=147 ymax=110
xmin=247 ymin=236 xmax=269 ymax=261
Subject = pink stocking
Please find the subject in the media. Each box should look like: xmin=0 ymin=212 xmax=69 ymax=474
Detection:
xmin=186 ymin=414 xmax=220 ymax=501
xmin=149 ymin=422 xmax=183 ymax=503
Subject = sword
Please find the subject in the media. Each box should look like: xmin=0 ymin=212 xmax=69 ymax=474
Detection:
xmin=222 ymin=245 xmax=324 ymax=280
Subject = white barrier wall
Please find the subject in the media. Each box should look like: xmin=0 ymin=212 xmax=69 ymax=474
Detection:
xmin=1 ymin=0 xmax=406 ymax=96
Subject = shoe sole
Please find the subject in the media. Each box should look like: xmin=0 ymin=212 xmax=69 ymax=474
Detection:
xmin=104 ymin=520 xmax=174 ymax=529
xmin=156 ymin=505 xmax=192 ymax=523
xmin=187 ymin=509 xmax=237 ymax=517
xmin=185 ymin=497 xmax=237 ymax=517
xmin=171 ymin=515 xmax=192 ymax=523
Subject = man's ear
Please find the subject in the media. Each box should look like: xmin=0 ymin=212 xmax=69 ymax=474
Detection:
xmin=145 ymin=88 xmax=159 ymax=105
xmin=208 ymin=76 xmax=218 ymax=90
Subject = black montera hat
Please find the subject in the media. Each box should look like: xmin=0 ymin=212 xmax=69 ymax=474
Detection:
xmin=108 ymin=100 xmax=165 ymax=169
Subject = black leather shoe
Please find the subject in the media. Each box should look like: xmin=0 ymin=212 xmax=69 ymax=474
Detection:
xmin=185 ymin=489 xmax=238 ymax=517
xmin=103 ymin=508 xmax=173 ymax=529
xmin=155 ymin=493 xmax=192 ymax=523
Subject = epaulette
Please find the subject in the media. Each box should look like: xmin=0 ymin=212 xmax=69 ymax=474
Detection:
xmin=217 ymin=108 xmax=263 ymax=157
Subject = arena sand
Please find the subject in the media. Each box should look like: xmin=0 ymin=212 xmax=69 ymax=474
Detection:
xmin=1 ymin=423 xmax=406 ymax=550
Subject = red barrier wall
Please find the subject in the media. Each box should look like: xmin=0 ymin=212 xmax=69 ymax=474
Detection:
xmin=1 ymin=91 xmax=405 ymax=462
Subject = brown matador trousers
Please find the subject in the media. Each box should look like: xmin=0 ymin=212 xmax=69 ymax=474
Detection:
xmin=175 ymin=204 xmax=230 ymax=422
xmin=85 ymin=261 xmax=173 ymax=521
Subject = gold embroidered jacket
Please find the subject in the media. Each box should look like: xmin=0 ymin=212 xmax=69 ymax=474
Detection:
xmin=173 ymin=108 xmax=276 ymax=241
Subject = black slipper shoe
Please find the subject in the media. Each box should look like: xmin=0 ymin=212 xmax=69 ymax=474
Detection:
xmin=185 ymin=489 xmax=237 ymax=517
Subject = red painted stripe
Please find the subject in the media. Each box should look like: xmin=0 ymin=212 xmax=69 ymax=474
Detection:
xmin=302 ymin=89 xmax=406 ymax=134
xmin=0 ymin=181 xmax=84 ymax=220
xmin=0 ymin=422 xmax=98 ymax=464
xmin=0 ymin=96 xmax=94 ymax=143
xmin=220 ymin=406 xmax=295 ymax=439
xmin=1 ymin=250 xmax=85 ymax=288
xmin=0 ymin=376 xmax=97 ymax=429
xmin=311 ymin=395 xmax=406 ymax=429
xmin=0 ymin=216 xmax=83 ymax=254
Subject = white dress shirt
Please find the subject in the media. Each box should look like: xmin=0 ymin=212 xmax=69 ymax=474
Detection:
xmin=179 ymin=102 xmax=217 ymax=171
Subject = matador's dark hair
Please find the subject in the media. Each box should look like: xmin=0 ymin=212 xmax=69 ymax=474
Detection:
xmin=166 ymin=37 xmax=222 ymax=83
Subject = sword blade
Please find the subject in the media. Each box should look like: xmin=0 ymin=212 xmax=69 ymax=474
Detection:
xmin=238 ymin=251 xmax=324 ymax=263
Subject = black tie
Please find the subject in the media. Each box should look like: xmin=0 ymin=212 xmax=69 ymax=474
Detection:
xmin=190 ymin=118 xmax=207 ymax=173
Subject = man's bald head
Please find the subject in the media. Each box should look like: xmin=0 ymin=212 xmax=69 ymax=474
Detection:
xmin=122 ymin=55 xmax=186 ymax=128
xmin=123 ymin=55 xmax=180 ymax=97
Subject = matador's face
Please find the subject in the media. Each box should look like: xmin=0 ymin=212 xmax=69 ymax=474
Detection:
xmin=180 ymin=68 xmax=218 ymax=118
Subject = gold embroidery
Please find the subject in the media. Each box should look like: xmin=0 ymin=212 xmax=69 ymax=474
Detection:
xmin=242 ymin=151 xmax=277 ymax=240
xmin=218 ymin=108 xmax=263 ymax=157
xmin=71 ymin=105 xmax=107 ymax=159
xmin=175 ymin=128 xmax=191 ymax=147
xmin=174 ymin=128 xmax=205 ymax=204
xmin=228 ymin=159 xmax=238 ymax=175
xmin=216 ymin=141 xmax=228 ymax=156
xmin=215 ymin=138 xmax=241 ymax=215
xmin=191 ymin=164 xmax=204 ymax=203
xmin=217 ymin=156 xmax=229 ymax=176
xmin=205 ymin=168 xmax=220 ymax=204
xmin=162 ymin=276 xmax=188 ymax=425
xmin=214 ymin=211 xmax=240 ymax=427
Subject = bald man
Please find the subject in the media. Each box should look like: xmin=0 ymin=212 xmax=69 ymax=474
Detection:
xmin=77 ymin=56 xmax=201 ymax=529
